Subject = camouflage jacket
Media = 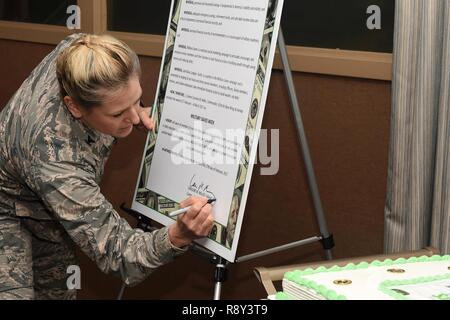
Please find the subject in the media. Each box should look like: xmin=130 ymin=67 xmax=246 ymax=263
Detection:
xmin=0 ymin=34 xmax=185 ymax=286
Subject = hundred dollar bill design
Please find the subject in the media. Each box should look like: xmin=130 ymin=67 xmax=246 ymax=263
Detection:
xmin=224 ymin=188 xmax=242 ymax=248
xmin=171 ymin=0 xmax=182 ymax=28
xmin=157 ymin=196 xmax=179 ymax=215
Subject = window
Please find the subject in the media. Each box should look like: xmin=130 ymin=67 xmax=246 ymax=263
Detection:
xmin=0 ymin=0 xmax=77 ymax=26
xmin=107 ymin=0 xmax=394 ymax=53
xmin=282 ymin=0 xmax=394 ymax=53
xmin=0 ymin=0 xmax=394 ymax=80
xmin=108 ymin=0 xmax=170 ymax=35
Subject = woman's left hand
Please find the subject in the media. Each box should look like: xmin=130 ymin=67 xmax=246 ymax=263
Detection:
xmin=134 ymin=103 xmax=154 ymax=131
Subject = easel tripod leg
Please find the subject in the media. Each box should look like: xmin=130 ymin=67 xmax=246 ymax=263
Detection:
xmin=277 ymin=28 xmax=334 ymax=260
xmin=213 ymin=257 xmax=228 ymax=300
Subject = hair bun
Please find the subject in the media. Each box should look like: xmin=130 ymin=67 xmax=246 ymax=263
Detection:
xmin=56 ymin=34 xmax=141 ymax=108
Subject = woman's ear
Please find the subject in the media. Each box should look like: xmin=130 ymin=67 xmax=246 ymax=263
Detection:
xmin=63 ymin=96 xmax=83 ymax=119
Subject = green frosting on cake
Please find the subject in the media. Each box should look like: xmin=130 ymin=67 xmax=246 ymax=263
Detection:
xmin=356 ymin=262 xmax=369 ymax=269
xmin=282 ymin=255 xmax=450 ymax=300
xmin=371 ymin=260 xmax=383 ymax=266
xmin=275 ymin=292 xmax=294 ymax=300
xmin=328 ymin=265 xmax=341 ymax=272
xmin=379 ymin=273 xmax=450 ymax=300
xmin=434 ymin=293 xmax=450 ymax=300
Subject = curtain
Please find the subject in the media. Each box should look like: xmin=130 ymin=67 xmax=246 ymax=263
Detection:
xmin=385 ymin=0 xmax=450 ymax=254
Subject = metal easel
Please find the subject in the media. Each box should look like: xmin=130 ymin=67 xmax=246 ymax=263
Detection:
xmin=208 ymin=28 xmax=335 ymax=299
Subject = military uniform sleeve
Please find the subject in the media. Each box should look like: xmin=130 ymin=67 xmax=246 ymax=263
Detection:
xmin=25 ymin=159 xmax=188 ymax=286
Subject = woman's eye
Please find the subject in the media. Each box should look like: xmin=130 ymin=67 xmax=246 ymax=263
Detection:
xmin=113 ymin=112 xmax=123 ymax=118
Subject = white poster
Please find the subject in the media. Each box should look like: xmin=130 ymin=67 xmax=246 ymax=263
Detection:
xmin=132 ymin=0 xmax=284 ymax=262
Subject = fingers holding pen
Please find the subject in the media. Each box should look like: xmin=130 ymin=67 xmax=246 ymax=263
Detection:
xmin=179 ymin=196 xmax=208 ymax=219
xmin=177 ymin=197 xmax=213 ymax=236
xmin=189 ymin=203 xmax=214 ymax=237
xmin=200 ymin=211 xmax=215 ymax=236
xmin=179 ymin=196 xmax=204 ymax=209
xmin=168 ymin=196 xmax=215 ymax=247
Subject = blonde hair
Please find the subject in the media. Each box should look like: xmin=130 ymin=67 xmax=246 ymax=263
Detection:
xmin=56 ymin=34 xmax=141 ymax=108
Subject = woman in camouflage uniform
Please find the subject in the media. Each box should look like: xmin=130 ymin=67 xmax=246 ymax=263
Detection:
xmin=0 ymin=34 xmax=214 ymax=299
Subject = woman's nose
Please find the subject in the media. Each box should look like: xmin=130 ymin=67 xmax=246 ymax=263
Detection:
xmin=127 ymin=107 xmax=140 ymax=125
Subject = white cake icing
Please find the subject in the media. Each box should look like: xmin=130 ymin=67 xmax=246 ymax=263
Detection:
xmin=279 ymin=255 xmax=450 ymax=300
